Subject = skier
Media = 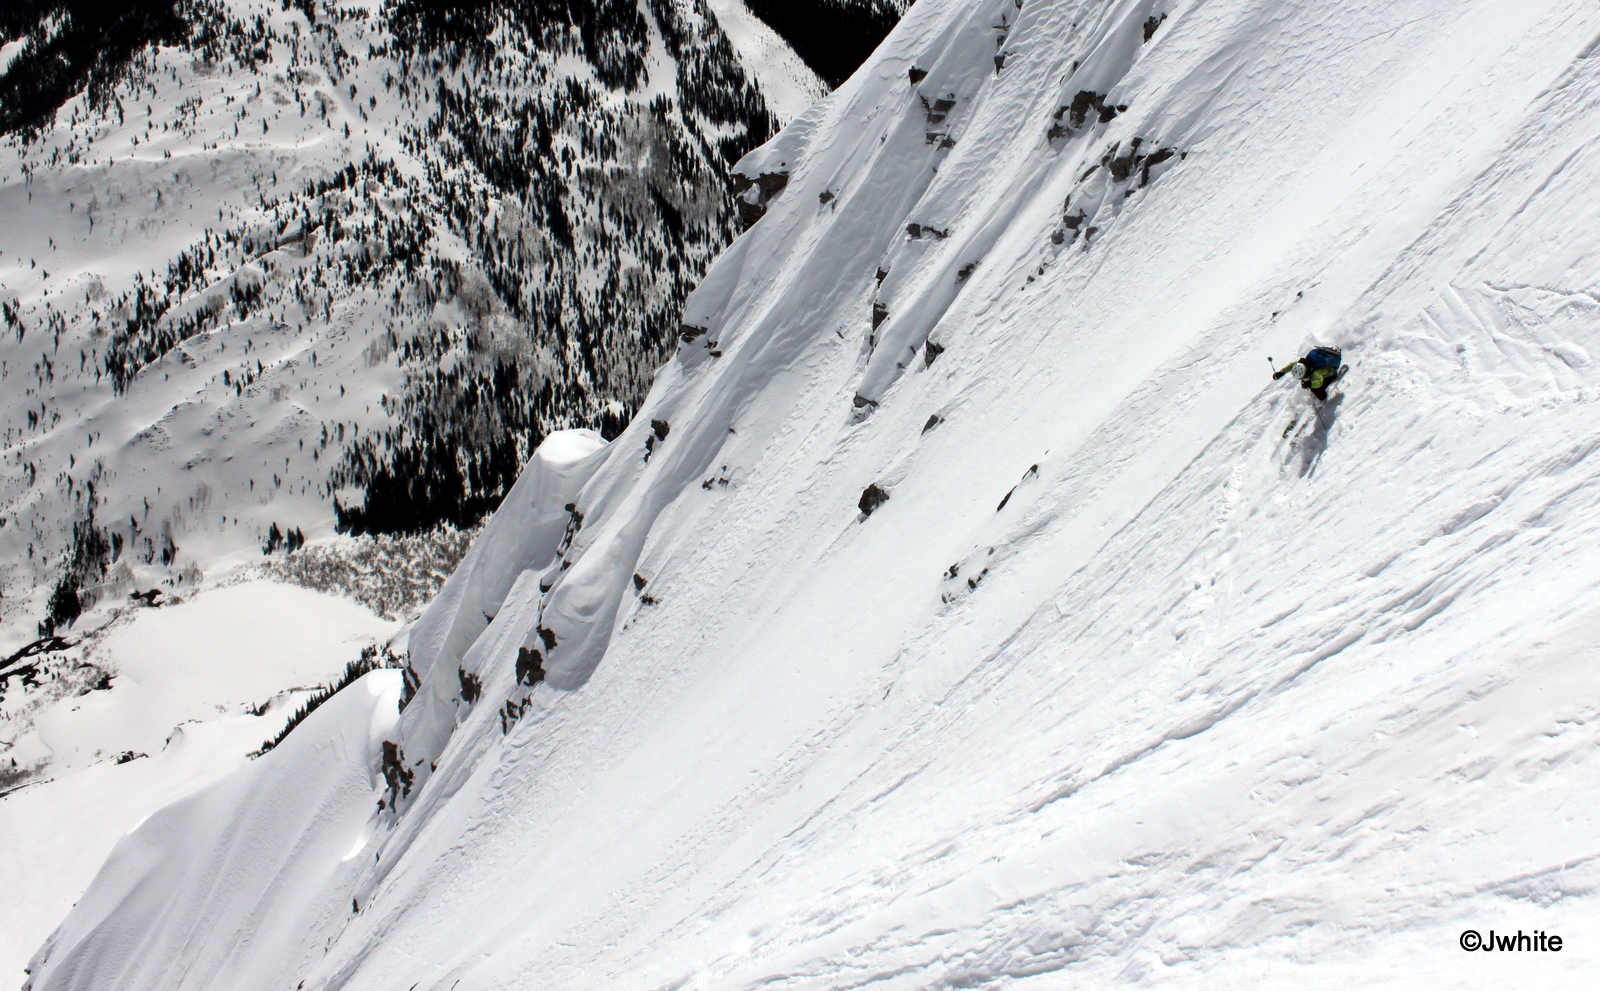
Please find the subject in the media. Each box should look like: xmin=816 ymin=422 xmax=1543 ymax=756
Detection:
xmin=1273 ymin=346 xmax=1344 ymax=401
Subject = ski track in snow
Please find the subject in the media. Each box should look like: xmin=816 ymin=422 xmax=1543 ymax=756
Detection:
xmin=24 ymin=0 xmax=1600 ymax=988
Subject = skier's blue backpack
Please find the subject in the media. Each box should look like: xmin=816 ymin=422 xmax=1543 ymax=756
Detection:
xmin=1304 ymin=346 xmax=1342 ymax=372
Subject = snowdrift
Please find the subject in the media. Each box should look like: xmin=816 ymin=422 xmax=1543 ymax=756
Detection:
xmin=28 ymin=0 xmax=1600 ymax=988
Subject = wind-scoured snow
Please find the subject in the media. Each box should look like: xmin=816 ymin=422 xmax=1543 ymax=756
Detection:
xmin=25 ymin=0 xmax=1600 ymax=988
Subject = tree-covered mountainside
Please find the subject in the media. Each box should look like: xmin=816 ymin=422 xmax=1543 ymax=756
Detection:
xmin=744 ymin=0 xmax=910 ymax=87
xmin=0 ymin=1 xmax=191 ymax=137
xmin=0 ymin=0 xmax=897 ymax=643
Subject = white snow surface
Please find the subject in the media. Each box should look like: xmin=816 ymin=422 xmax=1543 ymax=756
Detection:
xmin=0 ymin=39 xmax=25 ymax=80
xmin=27 ymin=668 xmax=403 ymax=991
xmin=13 ymin=581 xmax=395 ymax=771
xmin=26 ymin=0 xmax=1600 ymax=988
xmin=0 ymin=581 xmax=395 ymax=986
xmin=705 ymin=0 xmax=831 ymax=120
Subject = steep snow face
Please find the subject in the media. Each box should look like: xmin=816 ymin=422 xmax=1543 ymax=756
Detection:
xmin=28 ymin=668 xmax=404 ymax=991
xmin=29 ymin=0 xmax=1600 ymax=988
xmin=0 ymin=580 xmax=395 ymax=984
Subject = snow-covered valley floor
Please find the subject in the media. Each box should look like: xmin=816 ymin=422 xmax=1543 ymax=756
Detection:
xmin=18 ymin=0 xmax=1600 ymax=988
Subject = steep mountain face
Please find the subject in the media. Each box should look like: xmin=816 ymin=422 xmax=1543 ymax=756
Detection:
xmin=0 ymin=0 xmax=841 ymax=651
xmin=25 ymin=0 xmax=1600 ymax=988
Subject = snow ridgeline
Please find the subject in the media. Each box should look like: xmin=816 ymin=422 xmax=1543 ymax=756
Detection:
xmin=29 ymin=0 xmax=1600 ymax=988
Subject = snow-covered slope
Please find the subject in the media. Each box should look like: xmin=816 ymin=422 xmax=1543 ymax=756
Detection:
xmin=27 ymin=0 xmax=1600 ymax=987
xmin=29 ymin=664 xmax=405 ymax=991
xmin=743 ymin=0 xmax=912 ymax=87
xmin=0 ymin=0 xmax=830 ymax=648
xmin=0 ymin=0 xmax=844 ymax=831
xmin=0 ymin=580 xmax=396 ymax=983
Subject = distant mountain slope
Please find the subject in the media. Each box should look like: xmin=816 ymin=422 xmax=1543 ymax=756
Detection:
xmin=743 ymin=0 xmax=911 ymax=87
xmin=0 ymin=1 xmax=190 ymax=137
xmin=0 ymin=0 xmax=880 ymax=651
xmin=25 ymin=1 xmax=1600 ymax=989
